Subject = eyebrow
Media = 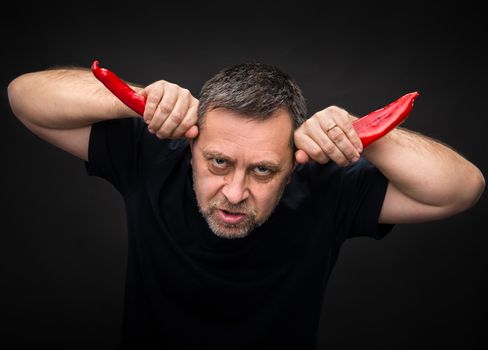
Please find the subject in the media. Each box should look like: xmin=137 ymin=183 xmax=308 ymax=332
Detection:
xmin=202 ymin=150 xmax=231 ymax=162
xmin=202 ymin=150 xmax=282 ymax=172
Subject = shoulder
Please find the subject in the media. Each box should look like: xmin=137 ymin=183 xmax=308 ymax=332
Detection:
xmin=292 ymin=159 xmax=374 ymax=186
xmin=281 ymin=159 xmax=381 ymax=209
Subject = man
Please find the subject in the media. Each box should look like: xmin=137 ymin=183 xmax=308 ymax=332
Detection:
xmin=7 ymin=62 xmax=484 ymax=349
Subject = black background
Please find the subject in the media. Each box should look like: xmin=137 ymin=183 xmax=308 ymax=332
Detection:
xmin=1 ymin=1 xmax=486 ymax=349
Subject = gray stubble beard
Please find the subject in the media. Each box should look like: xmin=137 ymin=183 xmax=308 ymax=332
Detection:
xmin=192 ymin=171 xmax=288 ymax=239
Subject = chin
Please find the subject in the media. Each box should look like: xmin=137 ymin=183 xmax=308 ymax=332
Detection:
xmin=206 ymin=217 xmax=255 ymax=240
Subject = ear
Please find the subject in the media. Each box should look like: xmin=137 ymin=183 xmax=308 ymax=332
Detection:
xmin=286 ymin=162 xmax=298 ymax=184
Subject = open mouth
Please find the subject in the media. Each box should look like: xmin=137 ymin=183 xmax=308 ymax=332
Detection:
xmin=218 ymin=209 xmax=246 ymax=225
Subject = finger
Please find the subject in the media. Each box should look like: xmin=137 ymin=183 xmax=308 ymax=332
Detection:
xmin=171 ymin=102 xmax=198 ymax=138
xmin=157 ymin=92 xmax=191 ymax=138
xmin=347 ymin=117 xmax=363 ymax=152
xmin=305 ymin=120 xmax=349 ymax=166
xmin=134 ymin=89 xmax=148 ymax=119
xmin=325 ymin=126 xmax=360 ymax=163
xmin=319 ymin=120 xmax=360 ymax=164
xmin=184 ymin=125 xmax=199 ymax=139
xmin=294 ymin=132 xmax=331 ymax=164
xmin=148 ymin=88 xmax=179 ymax=136
xmin=136 ymin=88 xmax=147 ymax=98
xmin=335 ymin=114 xmax=363 ymax=152
xmin=142 ymin=86 xmax=163 ymax=125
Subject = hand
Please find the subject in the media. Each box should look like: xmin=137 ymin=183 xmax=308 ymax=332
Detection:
xmin=140 ymin=80 xmax=199 ymax=139
xmin=294 ymin=106 xmax=363 ymax=166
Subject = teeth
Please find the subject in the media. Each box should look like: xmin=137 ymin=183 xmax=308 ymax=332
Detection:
xmin=224 ymin=210 xmax=241 ymax=215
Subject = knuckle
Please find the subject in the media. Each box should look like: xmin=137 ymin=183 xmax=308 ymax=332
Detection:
xmin=323 ymin=144 xmax=336 ymax=154
xmin=171 ymin=111 xmax=184 ymax=123
xmin=180 ymin=118 xmax=195 ymax=130
xmin=317 ymin=156 xmax=329 ymax=164
xmin=159 ymin=103 xmax=172 ymax=115
xmin=145 ymin=80 xmax=158 ymax=89
xmin=156 ymin=80 xmax=167 ymax=87
xmin=309 ymin=112 xmax=320 ymax=120
xmin=343 ymin=123 xmax=354 ymax=133
xmin=346 ymin=150 xmax=357 ymax=159
xmin=147 ymin=94 xmax=160 ymax=104
xmin=303 ymin=119 xmax=317 ymax=132
xmin=156 ymin=129 xmax=169 ymax=139
xmin=148 ymin=118 xmax=159 ymax=130
xmin=317 ymin=151 xmax=329 ymax=164
xmin=310 ymin=147 xmax=323 ymax=159
xmin=147 ymin=81 xmax=165 ymax=93
xmin=147 ymin=119 xmax=156 ymax=128
xmin=157 ymin=80 xmax=168 ymax=87
xmin=324 ymin=105 xmax=341 ymax=114
xmin=302 ymin=120 xmax=312 ymax=132
xmin=313 ymin=112 xmax=326 ymax=122
xmin=325 ymin=105 xmax=349 ymax=119
xmin=334 ymin=156 xmax=348 ymax=166
xmin=143 ymin=110 xmax=152 ymax=120
xmin=331 ymin=132 xmax=343 ymax=143
xmin=293 ymin=132 xmax=305 ymax=147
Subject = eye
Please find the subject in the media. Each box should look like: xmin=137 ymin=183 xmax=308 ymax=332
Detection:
xmin=207 ymin=158 xmax=229 ymax=175
xmin=212 ymin=158 xmax=227 ymax=168
xmin=254 ymin=166 xmax=272 ymax=176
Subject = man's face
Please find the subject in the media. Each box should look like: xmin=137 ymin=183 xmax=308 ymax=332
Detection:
xmin=191 ymin=108 xmax=295 ymax=239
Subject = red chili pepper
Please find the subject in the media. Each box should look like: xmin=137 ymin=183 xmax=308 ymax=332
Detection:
xmin=91 ymin=60 xmax=418 ymax=147
xmin=91 ymin=60 xmax=146 ymax=116
xmin=353 ymin=92 xmax=419 ymax=147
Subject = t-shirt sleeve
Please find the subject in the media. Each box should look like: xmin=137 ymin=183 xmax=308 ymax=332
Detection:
xmin=84 ymin=117 xmax=146 ymax=195
xmin=334 ymin=158 xmax=394 ymax=240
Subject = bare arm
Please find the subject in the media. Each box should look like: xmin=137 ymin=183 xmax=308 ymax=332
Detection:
xmin=363 ymin=128 xmax=485 ymax=223
xmin=8 ymin=67 xmax=139 ymax=128
xmin=7 ymin=67 xmax=198 ymax=161
xmin=294 ymin=106 xmax=485 ymax=224
xmin=7 ymin=67 xmax=139 ymax=161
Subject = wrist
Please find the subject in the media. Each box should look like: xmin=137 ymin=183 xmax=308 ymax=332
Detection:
xmin=111 ymin=94 xmax=140 ymax=118
xmin=361 ymin=128 xmax=400 ymax=162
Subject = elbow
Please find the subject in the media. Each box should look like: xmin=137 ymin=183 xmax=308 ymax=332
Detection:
xmin=452 ymin=165 xmax=485 ymax=213
xmin=8 ymin=74 xmax=42 ymax=126
xmin=7 ymin=75 xmax=26 ymax=120
xmin=7 ymin=78 xmax=18 ymax=111
xmin=470 ymin=167 xmax=486 ymax=206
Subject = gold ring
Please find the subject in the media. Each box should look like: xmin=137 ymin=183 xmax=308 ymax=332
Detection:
xmin=326 ymin=123 xmax=338 ymax=132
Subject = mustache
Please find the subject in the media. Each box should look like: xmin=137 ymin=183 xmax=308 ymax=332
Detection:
xmin=208 ymin=197 xmax=256 ymax=216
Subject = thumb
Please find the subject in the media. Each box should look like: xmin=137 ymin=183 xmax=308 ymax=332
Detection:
xmin=295 ymin=149 xmax=310 ymax=164
xmin=184 ymin=125 xmax=199 ymax=140
xmin=136 ymin=87 xmax=147 ymax=97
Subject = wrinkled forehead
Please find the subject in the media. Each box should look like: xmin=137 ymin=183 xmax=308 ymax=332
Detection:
xmin=195 ymin=108 xmax=294 ymax=161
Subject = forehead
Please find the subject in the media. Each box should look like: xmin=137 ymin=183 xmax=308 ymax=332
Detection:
xmin=196 ymin=108 xmax=293 ymax=161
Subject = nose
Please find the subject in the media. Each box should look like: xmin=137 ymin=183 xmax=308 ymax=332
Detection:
xmin=222 ymin=170 xmax=250 ymax=204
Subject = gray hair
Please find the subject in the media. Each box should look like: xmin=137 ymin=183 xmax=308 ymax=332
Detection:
xmin=197 ymin=62 xmax=307 ymax=149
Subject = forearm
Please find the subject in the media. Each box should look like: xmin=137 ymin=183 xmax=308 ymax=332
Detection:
xmin=7 ymin=67 xmax=140 ymax=129
xmin=363 ymin=127 xmax=485 ymax=211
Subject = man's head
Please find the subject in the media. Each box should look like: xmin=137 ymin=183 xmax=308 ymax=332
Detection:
xmin=191 ymin=62 xmax=307 ymax=239
xmin=197 ymin=62 xmax=307 ymax=149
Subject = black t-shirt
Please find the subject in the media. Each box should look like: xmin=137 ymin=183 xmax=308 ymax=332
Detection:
xmin=84 ymin=117 xmax=393 ymax=349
